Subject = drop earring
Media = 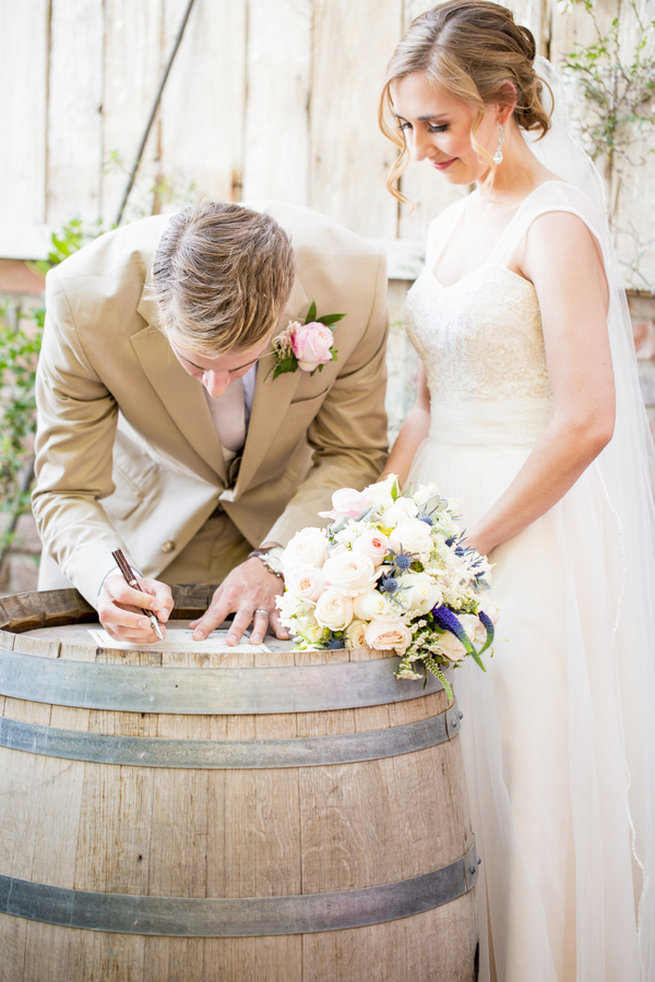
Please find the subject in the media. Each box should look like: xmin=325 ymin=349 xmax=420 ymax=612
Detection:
xmin=493 ymin=124 xmax=505 ymax=165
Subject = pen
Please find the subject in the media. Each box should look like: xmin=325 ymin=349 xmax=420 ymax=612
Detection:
xmin=111 ymin=548 xmax=165 ymax=641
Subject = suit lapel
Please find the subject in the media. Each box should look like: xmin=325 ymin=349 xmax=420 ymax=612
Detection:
xmin=133 ymin=290 xmax=227 ymax=481
xmin=134 ymin=271 xmax=312 ymax=493
xmin=235 ymin=277 xmax=311 ymax=494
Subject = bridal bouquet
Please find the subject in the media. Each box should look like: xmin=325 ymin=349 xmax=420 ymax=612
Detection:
xmin=276 ymin=475 xmax=497 ymax=697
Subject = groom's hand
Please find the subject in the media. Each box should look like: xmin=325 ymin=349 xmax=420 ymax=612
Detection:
xmin=189 ymin=558 xmax=290 ymax=646
xmin=98 ymin=573 xmax=173 ymax=643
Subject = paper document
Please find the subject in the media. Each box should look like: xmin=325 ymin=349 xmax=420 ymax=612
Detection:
xmin=88 ymin=627 xmax=271 ymax=653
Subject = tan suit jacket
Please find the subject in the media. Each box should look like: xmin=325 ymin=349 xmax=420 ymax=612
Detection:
xmin=32 ymin=200 xmax=389 ymax=605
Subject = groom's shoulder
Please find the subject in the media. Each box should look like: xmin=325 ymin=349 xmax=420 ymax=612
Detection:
xmin=242 ymin=199 xmax=384 ymax=263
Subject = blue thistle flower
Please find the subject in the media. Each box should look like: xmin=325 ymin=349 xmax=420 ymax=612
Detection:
xmin=327 ymin=635 xmax=346 ymax=649
xmin=386 ymin=548 xmax=413 ymax=572
xmin=379 ymin=575 xmax=399 ymax=594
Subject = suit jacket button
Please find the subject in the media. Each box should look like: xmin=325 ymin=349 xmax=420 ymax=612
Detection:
xmin=161 ymin=540 xmax=176 ymax=553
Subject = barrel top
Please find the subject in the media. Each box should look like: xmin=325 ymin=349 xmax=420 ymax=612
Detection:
xmin=0 ymin=587 xmax=387 ymax=666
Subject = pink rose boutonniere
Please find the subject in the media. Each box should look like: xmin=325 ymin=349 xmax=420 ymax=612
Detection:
xmin=268 ymin=300 xmax=345 ymax=380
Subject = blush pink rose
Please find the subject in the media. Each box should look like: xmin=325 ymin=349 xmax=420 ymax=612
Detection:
xmin=285 ymin=566 xmax=328 ymax=603
xmin=354 ymin=529 xmax=390 ymax=564
xmin=319 ymin=487 xmax=372 ymax=521
xmin=291 ymin=322 xmax=334 ymax=372
xmin=365 ymin=617 xmax=413 ymax=654
xmin=437 ymin=632 xmax=468 ymax=662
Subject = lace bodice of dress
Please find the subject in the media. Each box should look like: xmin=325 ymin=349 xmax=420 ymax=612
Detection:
xmin=404 ymin=180 xmax=609 ymax=421
xmin=404 ymin=263 xmax=551 ymax=405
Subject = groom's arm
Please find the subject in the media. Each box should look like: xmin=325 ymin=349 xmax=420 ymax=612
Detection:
xmin=190 ymin=249 xmax=390 ymax=645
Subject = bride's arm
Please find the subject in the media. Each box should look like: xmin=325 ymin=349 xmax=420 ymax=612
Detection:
xmin=465 ymin=210 xmax=615 ymax=557
xmin=380 ymin=362 xmax=431 ymax=485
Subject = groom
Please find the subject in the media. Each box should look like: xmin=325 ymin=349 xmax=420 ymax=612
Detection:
xmin=32 ymin=200 xmax=389 ymax=645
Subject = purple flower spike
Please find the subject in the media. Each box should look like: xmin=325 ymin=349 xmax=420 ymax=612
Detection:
xmin=477 ymin=610 xmax=495 ymax=652
xmin=431 ymin=604 xmax=466 ymax=640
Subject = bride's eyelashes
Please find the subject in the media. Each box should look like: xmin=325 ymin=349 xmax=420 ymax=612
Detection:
xmin=397 ymin=119 xmax=449 ymax=134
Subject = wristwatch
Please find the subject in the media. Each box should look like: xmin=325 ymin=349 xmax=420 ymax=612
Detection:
xmin=247 ymin=544 xmax=285 ymax=579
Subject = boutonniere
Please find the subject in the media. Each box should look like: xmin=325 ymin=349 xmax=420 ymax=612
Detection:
xmin=268 ymin=300 xmax=345 ymax=380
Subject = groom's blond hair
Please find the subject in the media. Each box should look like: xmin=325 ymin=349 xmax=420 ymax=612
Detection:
xmin=151 ymin=201 xmax=295 ymax=355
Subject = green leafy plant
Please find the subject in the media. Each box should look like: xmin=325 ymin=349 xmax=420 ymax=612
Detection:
xmin=0 ymin=219 xmax=104 ymax=575
xmin=559 ymin=0 xmax=655 ymax=167
xmin=558 ymin=0 xmax=655 ymax=288
xmin=0 ymin=305 xmax=42 ymax=560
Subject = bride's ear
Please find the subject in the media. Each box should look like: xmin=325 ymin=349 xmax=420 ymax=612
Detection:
xmin=496 ymin=80 xmax=517 ymax=125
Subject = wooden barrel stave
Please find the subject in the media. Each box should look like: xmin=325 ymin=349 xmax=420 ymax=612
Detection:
xmin=0 ymin=588 xmax=478 ymax=981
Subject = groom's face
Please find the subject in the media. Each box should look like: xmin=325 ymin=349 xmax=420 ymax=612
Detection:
xmin=171 ymin=333 xmax=272 ymax=398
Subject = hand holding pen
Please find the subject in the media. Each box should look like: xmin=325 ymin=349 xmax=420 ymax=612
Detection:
xmin=96 ymin=549 xmax=172 ymax=643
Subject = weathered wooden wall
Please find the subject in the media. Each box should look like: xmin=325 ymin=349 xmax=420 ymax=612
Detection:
xmin=1 ymin=0 xmax=653 ymax=286
xmin=1 ymin=0 xmax=654 ymax=597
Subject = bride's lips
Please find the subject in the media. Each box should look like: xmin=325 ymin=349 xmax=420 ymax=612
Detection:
xmin=431 ymin=157 xmax=456 ymax=171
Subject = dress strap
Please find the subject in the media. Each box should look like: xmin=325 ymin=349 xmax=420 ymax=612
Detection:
xmin=491 ymin=180 xmax=604 ymax=269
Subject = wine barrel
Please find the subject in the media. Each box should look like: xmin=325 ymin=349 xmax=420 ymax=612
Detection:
xmin=0 ymin=587 xmax=479 ymax=982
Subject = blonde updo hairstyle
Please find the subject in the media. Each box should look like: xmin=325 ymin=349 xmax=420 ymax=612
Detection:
xmin=379 ymin=0 xmax=551 ymax=200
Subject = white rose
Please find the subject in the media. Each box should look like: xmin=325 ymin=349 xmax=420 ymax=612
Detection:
xmin=410 ymin=481 xmax=441 ymax=505
xmin=364 ymin=474 xmax=399 ymax=511
xmin=323 ymin=552 xmax=379 ymax=597
xmin=387 ymin=518 xmax=434 ymax=556
xmin=365 ymin=617 xmax=413 ymax=654
xmin=345 ymin=618 xmax=369 ymax=648
xmin=395 ymin=572 xmax=442 ymax=615
xmin=282 ymin=527 xmax=328 ymax=570
xmin=285 ymin=566 xmax=327 ymax=603
xmin=296 ymin=619 xmax=326 ymax=645
xmin=382 ymin=498 xmax=419 ymax=526
xmin=353 ymin=589 xmax=390 ymax=620
xmin=437 ymin=632 xmax=468 ymax=662
xmin=314 ymin=587 xmax=354 ymax=631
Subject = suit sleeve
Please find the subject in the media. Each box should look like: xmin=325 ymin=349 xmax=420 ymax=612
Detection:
xmin=264 ymin=251 xmax=389 ymax=544
xmin=31 ymin=268 xmax=131 ymax=599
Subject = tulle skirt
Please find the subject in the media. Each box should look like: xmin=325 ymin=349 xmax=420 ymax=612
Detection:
xmin=409 ymin=405 xmax=653 ymax=982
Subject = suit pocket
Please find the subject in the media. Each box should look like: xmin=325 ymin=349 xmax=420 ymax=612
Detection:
xmin=288 ymin=383 xmax=330 ymax=406
xmin=102 ymin=433 xmax=159 ymax=521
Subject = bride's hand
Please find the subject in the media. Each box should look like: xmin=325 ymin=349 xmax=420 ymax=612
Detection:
xmin=462 ymin=525 xmax=495 ymax=559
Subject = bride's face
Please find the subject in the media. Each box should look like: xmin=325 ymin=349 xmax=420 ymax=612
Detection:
xmin=390 ymin=71 xmax=498 ymax=185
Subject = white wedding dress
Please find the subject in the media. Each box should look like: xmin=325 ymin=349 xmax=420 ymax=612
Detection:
xmin=405 ymin=181 xmax=655 ymax=981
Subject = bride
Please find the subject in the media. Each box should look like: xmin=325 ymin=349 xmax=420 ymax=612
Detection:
xmin=379 ymin=3 xmax=655 ymax=980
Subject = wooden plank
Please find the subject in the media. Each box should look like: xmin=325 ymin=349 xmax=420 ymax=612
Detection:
xmin=0 ymin=0 xmax=49 ymax=256
xmin=101 ymin=0 xmax=164 ymax=225
xmin=47 ymin=0 xmax=104 ymax=225
xmin=309 ymin=0 xmax=401 ymax=238
xmin=242 ymin=0 xmax=312 ymax=204
xmin=159 ymin=0 xmax=248 ymax=203
xmin=611 ymin=0 xmax=655 ymax=290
